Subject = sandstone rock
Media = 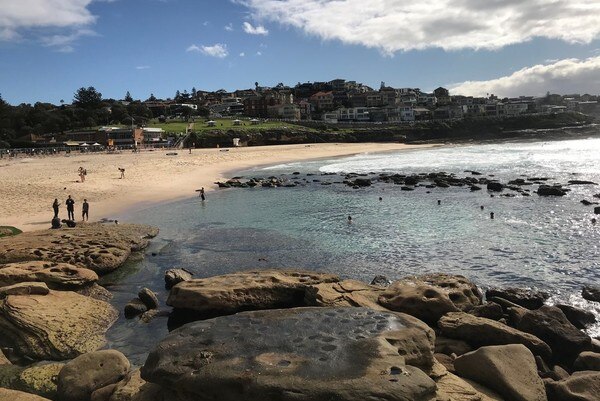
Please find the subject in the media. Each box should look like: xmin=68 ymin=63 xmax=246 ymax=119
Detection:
xmin=516 ymin=306 xmax=592 ymax=364
xmin=545 ymin=371 xmax=600 ymax=401
xmin=0 ymin=261 xmax=98 ymax=289
xmin=485 ymin=288 xmax=549 ymax=310
xmin=0 ymin=348 xmax=10 ymax=364
xmin=370 ymin=275 xmax=393 ymax=287
xmin=102 ymin=369 xmax=163 ymax=401
xmin=18 ymin=363 xmax=64 ymax=400
xmin=142 ymin=307 xmax=437 ymax=401
xmin=164 ymin=268 xmax=192 ymax=290
xmin=57 ymin=350 xmax=131 ymax=401
xmin=0 ymin=388 xmax=52 ymax=401
xmin=582 ymin=285 xmax=600 ymax=302
xmin=419 ymin=274 xmax=482 ymax=310
xmin=0 ymin=223 xmax=158 ymax=275
xmin=454 ymin=344 xmax=547 ymax=401
xmin=556 ymin=304 xmax=596 ymax=329
xmin=305 ymin=279 xmax=387 ymax=310
xmin=436 ymin=371 xmax=505 ymax=401
xmin=438 ymin=312 xmax=552 ymax=360
xmin=573 ymin=352 xmax=600 ymax=371
xmin=137 ymin=288 xmax=158 ymax=310
xmin=76 ymin=283 xmax=113 ymax=301
xmin=0 ymin=282 xmax=49 ymax=297
xmin=0 ymin=290 xmax=118 ymax=361
xmin=435 ymin=337 xmax=473 ymax=357
xmin=470 ymin=302 xmax=504 ymax=320
xmin=124 ymin=299 xmax=147 ymax=319
xmin=167 ymin=269 xmax=339 ymax=317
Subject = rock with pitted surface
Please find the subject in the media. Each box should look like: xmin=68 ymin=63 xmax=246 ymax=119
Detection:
xmin=0 ymin=282 xmax=49 ymax=297
xmin=545 ymin=371 xmax=600 ymax=401
xmin=141 ymin=307 xmax=437 ymax=401
xmin=164 ymin=268 xmax=192 ymax=290
xmin=438 ymin=312 xmax=552 ymax=360
xmin=0 ymin=388 xmax=52 ymax=401
xmin=582 ymin=285 xmax=600 ymax=302
xmin=57 ymin=350 xmax=131 ymax=401
xmin=0 ymin=291 xmax=118 ymax=361
xmin=0 ymin=223 xmax=158 ymax=275
xmin=17 ymin=362 xmax=64 ymax=400
xmin=0 ymin=261 xmax=98 ymax=289
xmin=305 ymin=279 xmax=387 ymax=310
xmin=516 ymin=305 xmax=592 ymax=365
xmin=485 ymin=288 xmax=549 ymax=310
xmin=573 ymin=352 xmax=600 ymax=371
xmin=167 ymin=269 xmax=339 ymax=317
xmin=454 ymin=344 xmax=547 ymax=401
xmin=556 ymin=304 xmax=597 ymax=329
xmin=379 ymin=274 xmax=482 ymax=324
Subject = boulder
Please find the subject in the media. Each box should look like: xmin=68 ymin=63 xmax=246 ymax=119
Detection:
xmin=0 ymin=282 xmax=49 ymax=297
xmin=487 ymin=182 xmax=504 ymax=192
xmin=0 ymin=261 xmax=98 ymax=289
xmin=435 ymin=371 xmax=505 ymax=401
xmin=573 ymin=352 xmax=600 ymax=371
xmin=556 ymin=304 xmax=596 ymax=329
xmin=167 ymin=269 xmax=339 ymax=317
xmin=537 ymin=185 xmax=567 ymax=196
xmin=0 ymin=349 xmax=10 ymax=364
xmin=435 ymin=337 xmax=473 ymax=357
xmin=0 ymin=290 xmax=118 ymax=361
xmin=379 ymin=274 xmax=482 ymax=324
xmin=485 ymin=288 xmax=549 ymax=310
xmin=545 ymin=371 xmax=600 ymax=401
xmin=0 ymin=388 xmax=52 ymax=401
xmin=353 ymin=178 xmax=372 ymax=187
xmin=370 ymin=275 xmax=393 ymax=287
xmin=470 ymin=302 xmax=504 ymax=320
xmin=164 ymin=268 xmax=192 ymax=290
xmin=76 ymin=283 xmax=113 ymax=302
xmin=454 ymin=344 xmax=547 ymax=401
xmin=17 ymin=363 xmax=64 ymax=400
xmin=141 ymin=307 xmax=437 ymax=401
xmin=305 ymin=279 xmax=387 ymax=310
xmin=516 ymin=306 xmax=592 ymax=364
xmin=137 ymin=288 xmax=159 ymax=310
xmin=57 ymin=350 xmax=131 ymax=401
xmin=124 ymin=299 xmax=147 ymax=319
xmin=0 ymin=223 xmax=158 ymax=275
xmin=595 ymin=206 xmax=600 ymax=215
xmin=95 ymin=369 xmax=163 ymax=401
xmin=438 ymin=312 xmax=552 ymax=360
xmin=582 ymin=286 xmax=600 ymax=302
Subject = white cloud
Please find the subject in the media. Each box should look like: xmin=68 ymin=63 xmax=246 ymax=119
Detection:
xmin=40 ymin=28 xmax=96 ymax=52
xmin=225 ymin=23 xmax=234 ymax=31
xmin=238 ymin=0 xmax=600 ymax=54
xmin=450 ymin=57 xmax=600 ymax=97
xmin=187 ymin=43 xmax=229 ymax=58
xmin=256 ymin=51 xmax=262 ymax=56
xmin=242 ymin=21 xmax=268 ymax=35
xmin=136 ymin=65 xmax=150 ymax=70
xmin=239 ymin=52 xmax=245 ymax=57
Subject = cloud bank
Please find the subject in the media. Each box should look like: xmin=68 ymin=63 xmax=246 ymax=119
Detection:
xmin=239 ymin=0 xmax=600 ymax=54
xmin=187 ymin=43 xmax=229 ymax=58
xmin=242 ymin=22 xmax=268 ymax=35
xmin=450 ymin=57 xmax=600 ymax=97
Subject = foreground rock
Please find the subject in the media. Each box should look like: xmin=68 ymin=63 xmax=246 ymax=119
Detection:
xmin=142 ymin=307 xmax=437 ymax=401
xmin=57 ymin=350 xmax=130 ymax=401
xmin=454 ymin=344 xmax=547 ymax=401
xmin=167 ymin=269 xmax=339 ymax=317
xmin=573 ymin=352 xmax=600 ymax=371
xmin=435 ymin=371 xmax=505 ymax=401
xmin=0 ymin=290 xmax=118 ymax=360
xmin=305 ymin=279 xmax=387 ymax=310
xmin=0 ymin=388 xmax=52 ymax=401
xmin=0 ymin=261 xmax=98 ymax=289
xmin=438 ymin=312 xmax=552 ymax=360
xmin=545 ymin=371 xmax=600 ymax=401
xmin=0 ymin=223 xmax=158 ymax=275
xmin=0 ymin=282 xmax=49 ymax=297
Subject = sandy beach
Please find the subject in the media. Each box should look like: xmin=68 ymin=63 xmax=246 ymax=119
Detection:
xmin=0 ymin=142 xmax=435 ymax=231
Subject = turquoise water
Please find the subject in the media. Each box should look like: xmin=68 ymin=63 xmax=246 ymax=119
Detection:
xmin=106 ymin=137 xmax=600 ymax=364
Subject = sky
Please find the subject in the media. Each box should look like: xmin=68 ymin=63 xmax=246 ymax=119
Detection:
xmin=1 ymin=0 xmax=600 ymax=104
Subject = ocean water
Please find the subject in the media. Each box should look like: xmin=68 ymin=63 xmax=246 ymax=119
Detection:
xmin=106 ymin=137 xmax=600 ymax=364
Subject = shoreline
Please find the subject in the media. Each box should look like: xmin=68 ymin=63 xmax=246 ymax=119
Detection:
xmin=0 ymin=142 xmax=436 ymax=231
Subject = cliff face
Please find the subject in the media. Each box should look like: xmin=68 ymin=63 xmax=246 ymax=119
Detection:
xmin=184 ymin=112 xmax=597 ymax=148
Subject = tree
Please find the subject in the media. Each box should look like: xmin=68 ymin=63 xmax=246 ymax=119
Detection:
xmin=147 ymin=93 xmax=157 ymax=102
xmin=175 ymin=90 xmax=181 ymax=102
xmin=124 ymin=91 xmax=133 ymax=102
xmin=73 ymin=87 xmax=102 ymax=109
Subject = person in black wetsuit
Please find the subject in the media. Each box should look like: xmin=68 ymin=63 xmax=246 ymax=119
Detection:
xmin=52 ymin=199 xmax=60 ymax=218
xmin=82 ymin=199 xmax=89 ymax=221
xmin=66 ymin=195 xmax=75 ymax=220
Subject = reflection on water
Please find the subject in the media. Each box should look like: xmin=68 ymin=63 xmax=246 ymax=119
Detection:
xmin=108 ymin=138 xmax=600 ymax=364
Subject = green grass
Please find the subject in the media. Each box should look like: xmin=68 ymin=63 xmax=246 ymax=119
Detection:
xmin=146 ymin=118 xmax=314 ymax=133
xmin=0 ymin=226 xmax=22 ymax=238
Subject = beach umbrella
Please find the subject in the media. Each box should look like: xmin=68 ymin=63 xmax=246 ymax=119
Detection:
xmin=92 ymin=142 xmax=101 ymax=146
xmin=80 ymin=143 xmax=89 ymax=146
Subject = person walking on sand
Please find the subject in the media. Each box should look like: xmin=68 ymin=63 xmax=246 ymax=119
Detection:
xmin=200 ymin=187 xmax=205 ymax=201
xmin=82 ymin=199 xmax=89 ymax=221
xmin=118 ymin=167 xmax=125 ymax=179
xmin=52 ymin=199 xmax=60 ymax=218
xmin=66 ymin=195 xmax=75 ymax=220
xmin=78 ymin=166 xmax=86 ymax=183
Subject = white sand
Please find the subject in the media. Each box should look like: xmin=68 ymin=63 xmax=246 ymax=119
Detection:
xmin=0 ymin=143 xmax=435 ymax=231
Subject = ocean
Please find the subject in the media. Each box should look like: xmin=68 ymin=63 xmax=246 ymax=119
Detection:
xmin=105 ymin=137 xmax=600 ymax=364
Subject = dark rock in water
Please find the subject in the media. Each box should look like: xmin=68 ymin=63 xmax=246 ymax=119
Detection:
xmin=486 ymin=182 xmax=503 ymax=192
xmin=292 ymin=172 xmax=300 ymax=175
xmin=545 ymin=371 xmax=600 ymax=401
xmin=568 ymin=180 xmax=597 ymax=185
xmin=404 ymin=176 xmax=419 ymax=186
xmin=537 ymin=185 xmax=568 ymax=196
xmin=124 ymin=298 xmax=148 ymax=319
xmin=556 ymin=304 xmax=597 ymax=329
xmin=573 ymin=351 xmax=600 ymax=372
xmin=217 ymin=182 xmax=231 ymax=188
xmin=164 ymin=268 xmax=192 ymax=290
xmin=51 ymin=218 xmax=61 ymax=229
xmin=595 ymin=206 xmax=600 ymax=215
xmin=528 ymin=177 xmax=551 ymax=182
xmin=141 ymin=307 xmax=437 ymax=401
xmin=138 ymin=288 xmax=159 ymax=310
xmin=370 ymin=275 xmax=392 ymax=287
xmin=352 ymin=178 xmax=372 ymax=187
xmin=582 ymin=285 xmax=600 ymax=302
xmin=401 ymin=186 xmax=414 ymax=191
xmin=581 ymin=199 xmax=599 ymax=206
xmin=516 ymin=305 xmax=592 ymax=365
xmin=485 ymin=287 xmax=549 ymax=310
xmin=471 ymin=171 xmax=483 ymax=176
xmin=470 ymin=185 xmax=482 ymax=191
xmin=435 ymin=180 xmax=450 ymax=188
xmin=57 ymin=350 xmax=130 ymax=401
xmin=594 ymin=193 xmax=600 ymax=199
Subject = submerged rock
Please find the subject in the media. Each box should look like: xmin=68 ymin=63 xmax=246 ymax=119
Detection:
xmin=142 ymin=307 xmax=437 ymax=401
xmin=164 ymin=268 xmax=192 ymax=290
xmin=537 ymin=185 xmax=568 ymax=196
xmin=137 ymin=288 xmax=159 ymax=310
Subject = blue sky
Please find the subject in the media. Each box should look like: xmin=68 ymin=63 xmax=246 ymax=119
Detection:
xmin=1 ymin=0 xmax=600 ymax=104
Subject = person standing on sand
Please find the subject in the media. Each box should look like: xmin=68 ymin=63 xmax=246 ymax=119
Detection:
xmin=66 ymin=195 xmax=75 ymax=220
xmin=200 ymin=187 xmax=205 ymax=201
xmin=52 ymin=199 xmax=60 ymax=218
xmin=119 ymin=167 xmax=125 ymax=179
xmin=82 ymin=199 xmax=89 ymax=221
xmin=78 ymin=166 xmax=86 ymax=183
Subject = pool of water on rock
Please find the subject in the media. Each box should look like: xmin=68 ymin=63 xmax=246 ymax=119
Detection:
xmin=107 ymin=137 xmax=600 ymax=365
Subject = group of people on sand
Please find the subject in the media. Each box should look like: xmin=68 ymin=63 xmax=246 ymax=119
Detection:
xmin=53 ymin=195 xmax=89 ymax=222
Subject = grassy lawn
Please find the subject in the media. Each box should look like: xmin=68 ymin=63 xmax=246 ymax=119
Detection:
xmin=145 ymin=118 xmax=314 ymax=133
xmin=0 ymin=226 xmax=22 ymax=238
